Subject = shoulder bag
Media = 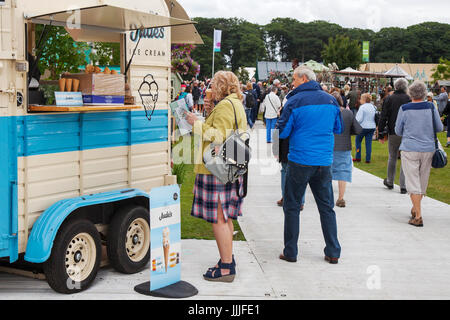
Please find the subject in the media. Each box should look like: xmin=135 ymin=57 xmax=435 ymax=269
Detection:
xmin=203 ymin=99 xmax=252 ymax=186
xmin=373 ymin=104 xmax=381 ymax=127
xmin=431 ymin=105 xmax=447 ymax=169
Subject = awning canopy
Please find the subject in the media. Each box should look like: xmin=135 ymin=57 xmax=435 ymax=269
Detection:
xmin=164 ymin=0 xmax=203 ymax=44
xmin=26 ymin=4 xmax=195 ymax=33
xmin=26 ymin=2 xmax=203 ymax=44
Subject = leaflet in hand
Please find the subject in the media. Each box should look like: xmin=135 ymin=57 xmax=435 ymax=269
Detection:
xmin=170 ymin=99 xmax=192 ymax=136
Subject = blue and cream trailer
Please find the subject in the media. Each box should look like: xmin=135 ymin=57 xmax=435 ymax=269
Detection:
xmin=0 ymin=0 xmax=202 ymax=293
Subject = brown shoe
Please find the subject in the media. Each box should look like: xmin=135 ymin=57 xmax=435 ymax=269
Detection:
xmin=324 ymin=256 xmax=339 ymax=264
xmin=279 ymin=254 xmax=297 ymax=263
xmin=409 ymin=217 xmax=423 ymax=227
xmin=336 ymin=199 xmax=346 ymax=208
xmin=277 ymin=198 xmax=283 ymax=207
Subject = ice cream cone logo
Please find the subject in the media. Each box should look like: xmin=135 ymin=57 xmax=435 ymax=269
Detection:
xmin=162 ymin=227 xmax=170 ymax=273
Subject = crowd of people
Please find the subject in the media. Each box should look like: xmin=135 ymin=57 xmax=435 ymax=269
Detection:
xmin=179 ymin=66 xmax=447 ymax=283
xmin=175 ymin=78 xmax=210 ymax=114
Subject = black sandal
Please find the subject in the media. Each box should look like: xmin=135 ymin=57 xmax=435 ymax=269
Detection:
xmin=203 ymin=261 xmax=236 ymax=282
xmin=207 ymin=255 xmax=236 ymax=272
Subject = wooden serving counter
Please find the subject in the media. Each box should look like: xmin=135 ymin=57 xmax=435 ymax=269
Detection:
xmin=28 ymin=105 xmax=141 ymax=112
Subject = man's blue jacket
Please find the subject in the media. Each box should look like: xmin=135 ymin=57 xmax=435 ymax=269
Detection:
xmin=276 ymin=80 xmax=343 ymax=166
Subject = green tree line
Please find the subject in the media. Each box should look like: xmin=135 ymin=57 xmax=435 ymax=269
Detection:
xmin=191 ymin=18 xmax=450 ymax=79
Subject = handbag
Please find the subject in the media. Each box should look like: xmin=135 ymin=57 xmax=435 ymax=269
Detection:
xmin=373 ymin=105 xmax=380 ymax=127
xmin=430 ymin=106 xmax=447 ymax=169
xmin=203 ymin=98 xmax=252 ymax=185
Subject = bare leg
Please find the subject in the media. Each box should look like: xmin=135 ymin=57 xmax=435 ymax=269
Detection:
xmin=410 ymin=194 xmax=423 ymax=219
xmin=211 ymin=201 xmax=233 ymax=276
xmin=338 ymin=181 xmax=346 ymax=201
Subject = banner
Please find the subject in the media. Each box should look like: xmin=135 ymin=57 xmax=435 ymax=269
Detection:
xmin=149 ymin=185 xmax=181 ymax=291
xmin=213 ymin=29 xmax=222 ymax=53
xmin=362 ymin=41 xmax=370 ymax=63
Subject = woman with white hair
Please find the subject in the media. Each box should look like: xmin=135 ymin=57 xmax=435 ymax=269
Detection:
xmin=395 ymin=81 xmax=443 ymax=227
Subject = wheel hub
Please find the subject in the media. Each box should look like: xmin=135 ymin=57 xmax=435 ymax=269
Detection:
xmin=74 ymin=251 xmax=82 ymax=263
xmin=65 ymin=233 xmax=97 ymax=282
xmin=125 ymin=218 xmax=150 ymax=262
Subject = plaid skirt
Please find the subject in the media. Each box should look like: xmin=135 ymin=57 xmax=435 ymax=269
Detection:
xmin=191 ymin=174 xmax=244 ymax=223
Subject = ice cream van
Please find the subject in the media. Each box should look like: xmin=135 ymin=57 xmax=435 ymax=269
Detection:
xmin=0 ymin=0 xmax=202 ymax=293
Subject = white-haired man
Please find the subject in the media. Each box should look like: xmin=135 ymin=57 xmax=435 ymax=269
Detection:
xmin=378 ymin=78 xmax=411 ymax=194
xmin=276 ymin=66 xmax=343 ymax=264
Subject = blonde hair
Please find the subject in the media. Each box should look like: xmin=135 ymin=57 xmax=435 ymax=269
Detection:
xmin=361 ymin=93 xmax=372 ymax=103
xmin=246 ymin=82 xmax=253 ymax=91
xmin=212 ymin=71 xmax=243 ymax=101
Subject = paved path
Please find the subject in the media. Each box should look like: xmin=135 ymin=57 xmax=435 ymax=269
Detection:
xmin=1 ymin=121 xmax=449 ymax=300
xmin=239 ymin=121 xmax=450 ymax=299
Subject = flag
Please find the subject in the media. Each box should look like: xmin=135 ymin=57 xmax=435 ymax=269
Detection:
xmin=213 ymin=29 xmax=222 ymax=53
xmin=362 ymin=41 xmax=370 ymax=63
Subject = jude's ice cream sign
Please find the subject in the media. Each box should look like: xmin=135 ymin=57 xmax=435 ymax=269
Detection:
xmin=127 ymin=27 xmax=168 ymax=64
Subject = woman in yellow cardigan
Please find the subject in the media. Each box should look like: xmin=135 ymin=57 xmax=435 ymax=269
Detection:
xmin=185 ymin=71 xmax=247 ymax=283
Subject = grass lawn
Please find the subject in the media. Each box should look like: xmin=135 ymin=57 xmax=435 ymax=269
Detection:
xmin=173 ymin=136 xmax=246 ymax=241
xmin=352 ymin=132 xmax=450 ymax=204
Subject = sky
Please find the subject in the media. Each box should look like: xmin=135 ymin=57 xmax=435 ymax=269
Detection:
xmin=177 ymin=0 xmax=450 ymax=31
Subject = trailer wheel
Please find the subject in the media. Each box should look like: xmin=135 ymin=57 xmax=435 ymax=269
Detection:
xmin=43 ymin=219 xmax=101 ymax=294
xmin=107 ymin=205 xmax=150 ymax=274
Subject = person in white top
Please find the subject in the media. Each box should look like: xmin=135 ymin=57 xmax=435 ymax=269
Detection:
xmin=185 ymin=86 xmax=194 ymax=112
xmin=354 ymin=93 xmax=377 ymax=163
xmin=263 ymin=86 xmax=282 ymax=143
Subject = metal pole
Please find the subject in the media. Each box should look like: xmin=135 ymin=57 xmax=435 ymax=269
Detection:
xmin=212 ymin=29 xmax=215 ymax=79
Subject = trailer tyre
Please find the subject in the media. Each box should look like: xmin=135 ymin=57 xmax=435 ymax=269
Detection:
xmin=43 ymin=219 xmax=101 ymax=294
xmin=107 ymin=205 xmax=150 ymax=274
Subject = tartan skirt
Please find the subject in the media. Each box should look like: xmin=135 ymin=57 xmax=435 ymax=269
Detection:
xmin=191 ymin=174 xmax=244 ymax=223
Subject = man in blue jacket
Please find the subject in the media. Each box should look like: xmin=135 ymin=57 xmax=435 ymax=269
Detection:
xmin=276 ymin=66 xmax=343 ymax=264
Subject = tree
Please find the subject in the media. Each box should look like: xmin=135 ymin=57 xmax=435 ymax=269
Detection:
xmin=405 ymin=22 xmax=450 ymax=63
xmin=235 ymin=68 xmax=250 ymax=84
xmin=90 ymin=42 xmax=121 ymax=66
xmin=190 ymin=34 xmax=227 ymax=79
xmin=190 ymin=18 xmax=267 ymax=78
xmin=432 ymin=58 xmax=450 ymax=81
xmin=36 ymin=25 xmax=90 ymax=79
xmin=322 ymin=35 xmax=362 ymax=70
xmin=190 ymin=18 xmax=449 ymax=79
xmin=227 ymin=20 xmax=267 ymax=71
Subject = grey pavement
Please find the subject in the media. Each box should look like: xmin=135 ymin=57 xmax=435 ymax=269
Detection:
xmin=1 ymin=120 xmax=449 ymax=300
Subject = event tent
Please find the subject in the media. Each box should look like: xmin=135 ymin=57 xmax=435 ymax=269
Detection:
xmin=384 ymin=64 xmax=414 ymax=80
xmin=303 ymin=60 xmax=329 ymax=72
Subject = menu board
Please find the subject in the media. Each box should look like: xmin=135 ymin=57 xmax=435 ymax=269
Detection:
xmin=149 ymin=185 xmax=181 ymax=291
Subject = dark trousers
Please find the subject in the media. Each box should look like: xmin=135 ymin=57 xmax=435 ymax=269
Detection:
xmin=245 ymin=108 xmax=254 ymax=128
xmin=447 ymin=117 xmax=450 ymax=138
xmin=355 ymin=128 xmax=376 ymax=162
xmin=283 ymin=161 xmax=341 ymax=259
xmin=251 ymin=103 xmax=259 ymax=123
